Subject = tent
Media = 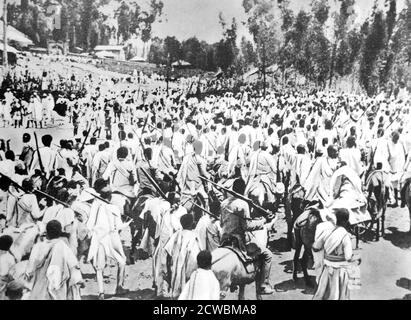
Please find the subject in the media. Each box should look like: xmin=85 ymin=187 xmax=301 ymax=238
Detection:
xmin=95 ymin=51 xmax=116 ymax=59
xmin=129 ymin=56 xmax=146 ymax=62
xmin=0 ymin=21 xmax=34 ymax=47
xmin=171 ymin=60 xmax=192 ymax=68
xmin=0 ymin=42 xmax=19 ymax=54
xmin=243 ymin=67 xmax=260 ymax=82
xmin=0 ymin=43 xmax=19 ymax=65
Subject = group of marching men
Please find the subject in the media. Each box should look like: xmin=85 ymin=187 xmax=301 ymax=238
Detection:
xmin=0 ymin=77 xmax=410 ymax=300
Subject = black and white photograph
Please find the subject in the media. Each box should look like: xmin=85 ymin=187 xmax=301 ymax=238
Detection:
xmin=0 ymin=0 xmax=410 ymax=303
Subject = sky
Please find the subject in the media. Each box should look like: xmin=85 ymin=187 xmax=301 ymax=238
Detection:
xmin=151 ymin=0 xmax=406 ymax=44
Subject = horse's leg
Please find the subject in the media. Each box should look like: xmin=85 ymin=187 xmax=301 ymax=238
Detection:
xmin=238 ymin=285 xmax=245 ymax=300
xmin=409 ymin=206 xmax=411 ymax=233
xmin=301 ymin=247 xmax=312 ymax=287
xmin=382 ymin=206 xmax=386 ymax=238
xmin=255 ymin=283 xmax=262 ymax=301
xmin=129 ymin=224 xmax=137 ymax=264
xmin=285 ymin=196 xmax=292 ymax=248
xmin=355 ymin=226 xmax=359 ymax=250
xmin=375 ymin=217 xmax=381 ymax=241
xmin=293 ymin=238 xmax=302 ymax=281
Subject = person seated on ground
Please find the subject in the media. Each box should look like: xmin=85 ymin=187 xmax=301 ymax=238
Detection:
xmin=178 ymin=250 xmax=220 ymax=300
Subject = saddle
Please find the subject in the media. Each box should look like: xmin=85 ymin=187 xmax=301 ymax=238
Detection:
xmin=220 ymin=235 xmax=259 ymax=274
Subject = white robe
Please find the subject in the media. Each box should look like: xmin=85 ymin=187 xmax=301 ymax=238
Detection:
xmin=178 ymin=268 xmax=220 ymax=300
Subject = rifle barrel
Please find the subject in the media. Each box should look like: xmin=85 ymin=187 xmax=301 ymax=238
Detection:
xmin=200 ymin=176 xmax=273 ymax=217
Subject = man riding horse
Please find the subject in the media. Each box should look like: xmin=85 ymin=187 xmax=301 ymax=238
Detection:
xmin=220 ymin=178 xmax=276 ymax=295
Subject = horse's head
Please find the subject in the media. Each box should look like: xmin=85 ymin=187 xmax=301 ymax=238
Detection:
xmin=367 ymin=175 xmax=388 ymax=218
xmin=307 ymin=208 xmax=322 ymax=229
xmin=247 ymin=185 xmax=265 ymax=208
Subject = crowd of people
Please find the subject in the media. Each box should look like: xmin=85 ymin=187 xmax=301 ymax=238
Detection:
xmin=0 ymin=58 xmax=410 ymax=301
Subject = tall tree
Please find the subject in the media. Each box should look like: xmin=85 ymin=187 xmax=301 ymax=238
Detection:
xmin=164 ymin=36 xmax=182 ymax=62
xmin=360 ymin=9 xmax=387 ymax=95
xmin=240 ymin=36 xmax=257 ymax=68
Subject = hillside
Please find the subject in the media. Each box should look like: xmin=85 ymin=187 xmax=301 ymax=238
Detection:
xmin=6 ymin=0 xmax=163 ymax=51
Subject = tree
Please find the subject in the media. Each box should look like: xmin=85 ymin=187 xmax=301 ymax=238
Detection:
xmin=117 ymin=1 xmax=131 ymax=43
xmin=148 ymin=36 xmax=165 ymax=65
xmin=182 ymin=37 xmax=204 ymax=68
xmin=329 ymin=0 xmax=356 ymax=86
xmin=240 ymin=36 xmax=257 ymax=68
xmin=360 ymin=9 xmax=387 ymax=95
xmin=164 ymin=36 xmax=183 ymax=62
xmin=242 ymin=0 xmax=278 ymax=68
xmin=215 ymin=15 xmax=239 ymax=73
xmin=378 ymin=0 xmax=397 ymax=89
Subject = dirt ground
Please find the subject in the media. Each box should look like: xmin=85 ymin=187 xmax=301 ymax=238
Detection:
xmin=78 ymin=205 xmax=411 ymax=301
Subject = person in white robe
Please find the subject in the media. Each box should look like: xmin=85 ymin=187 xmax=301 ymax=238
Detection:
xmin=339 ymin=137 xmax=364 ymax=177
xmin=25 ymin=220 xmax=83 ymax=300
xmin=164 ymin=214 xmax=203 ymax=299
xmin=289 ymin=144 xmax=312 ymax=191
xmin=387 ymin=131 xmax=406 ymax=207
xmin=303 ymin=145 xmax=340 ymax=206
xmin=29 ymin=134 xmax=58 ymax=178
xmin=86 ymin=180 xmax=129 ymax=300
xmin=327 ymin=164 xmax=370 ymax=225
xmin=312 ymin=209 xmax=360 ymax=300
xmin=195 ymin=214 xmax=221 ymax=253
xmin=179 ymin=250 xmax=220 ymax=300
xmin=41 ymin=190 xmax=78 ymax=255
xmin=152 ymin=203 xmax=186 ymax=297
xmin=227 ymin=134 xmax=251 ymax=179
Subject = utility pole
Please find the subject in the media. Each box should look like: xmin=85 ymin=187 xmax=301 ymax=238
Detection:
xmin=2 ymin=0 xmax=7 ymax=67
xmin=166 ymin=53 xmax=170 ymax=94
xmin=262 ymin=41 xmax=266 ymax=98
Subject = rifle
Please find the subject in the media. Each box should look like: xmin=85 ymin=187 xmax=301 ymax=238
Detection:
xmin=33 ymin=132 xmax=46 ymax=176
xmin=186 ymin=199 xmax=220 ymax=220
xmin=385 ymin=110 xmax=401 ymax=131
xmin=83 ymin=189 xmax=111 ymax=204
xmin=141 ymin=114 xmax=149 ymax=135
xmin=79 ymin=124 xmax=92 ymax=155
xmin=0 ymin=173 xmax=83 ymax=216
xmin=364 ymin=145 xmax=377 ymax=182
xmin=140 ymin=167 xmax=168 ymax=200
xmin=200 ymin=176 xmax=274 ymax=218
xmin=134 ymin=128 xmax=154 ymax=171
xmin=276 ymin=107 xmax=289 ymax=183
xmin=83 ymin=189 xmax=133 ymax=223
xmin=185 ymin=80 xmax=195 ymax=99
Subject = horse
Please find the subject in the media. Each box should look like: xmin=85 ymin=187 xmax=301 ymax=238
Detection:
xmin=211 ymin=227 xmax=270 ymax=300
xmin=285 ymin=186 xmax=307 ymax=248
xmin=292 ymin=208 xmax=322 ymax=287
xmin=4 ymin=224 xmax=42 ymax=262
xmin=366 ymin=171 xmax=390 ymax=241
xmin=127 ymin=190 xmax=155 ymax=263
xmin=404 ymin=181 xmax=411 ymax=232
xmin=246 ymin=177 xmax=282 ymax=220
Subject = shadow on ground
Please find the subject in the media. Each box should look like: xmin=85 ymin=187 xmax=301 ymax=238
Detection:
xmin=269 ymin=237 xmax=291 ymax=253
xmin=396 ymin=277 xmax=411 ymax=291
xmin=274 ymin=276 xmax=316 ymax=295
xmin=384 ymin=227 xmax=411 ymax=249
xmin=82 ymin=288 xmax=157 ymax=300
